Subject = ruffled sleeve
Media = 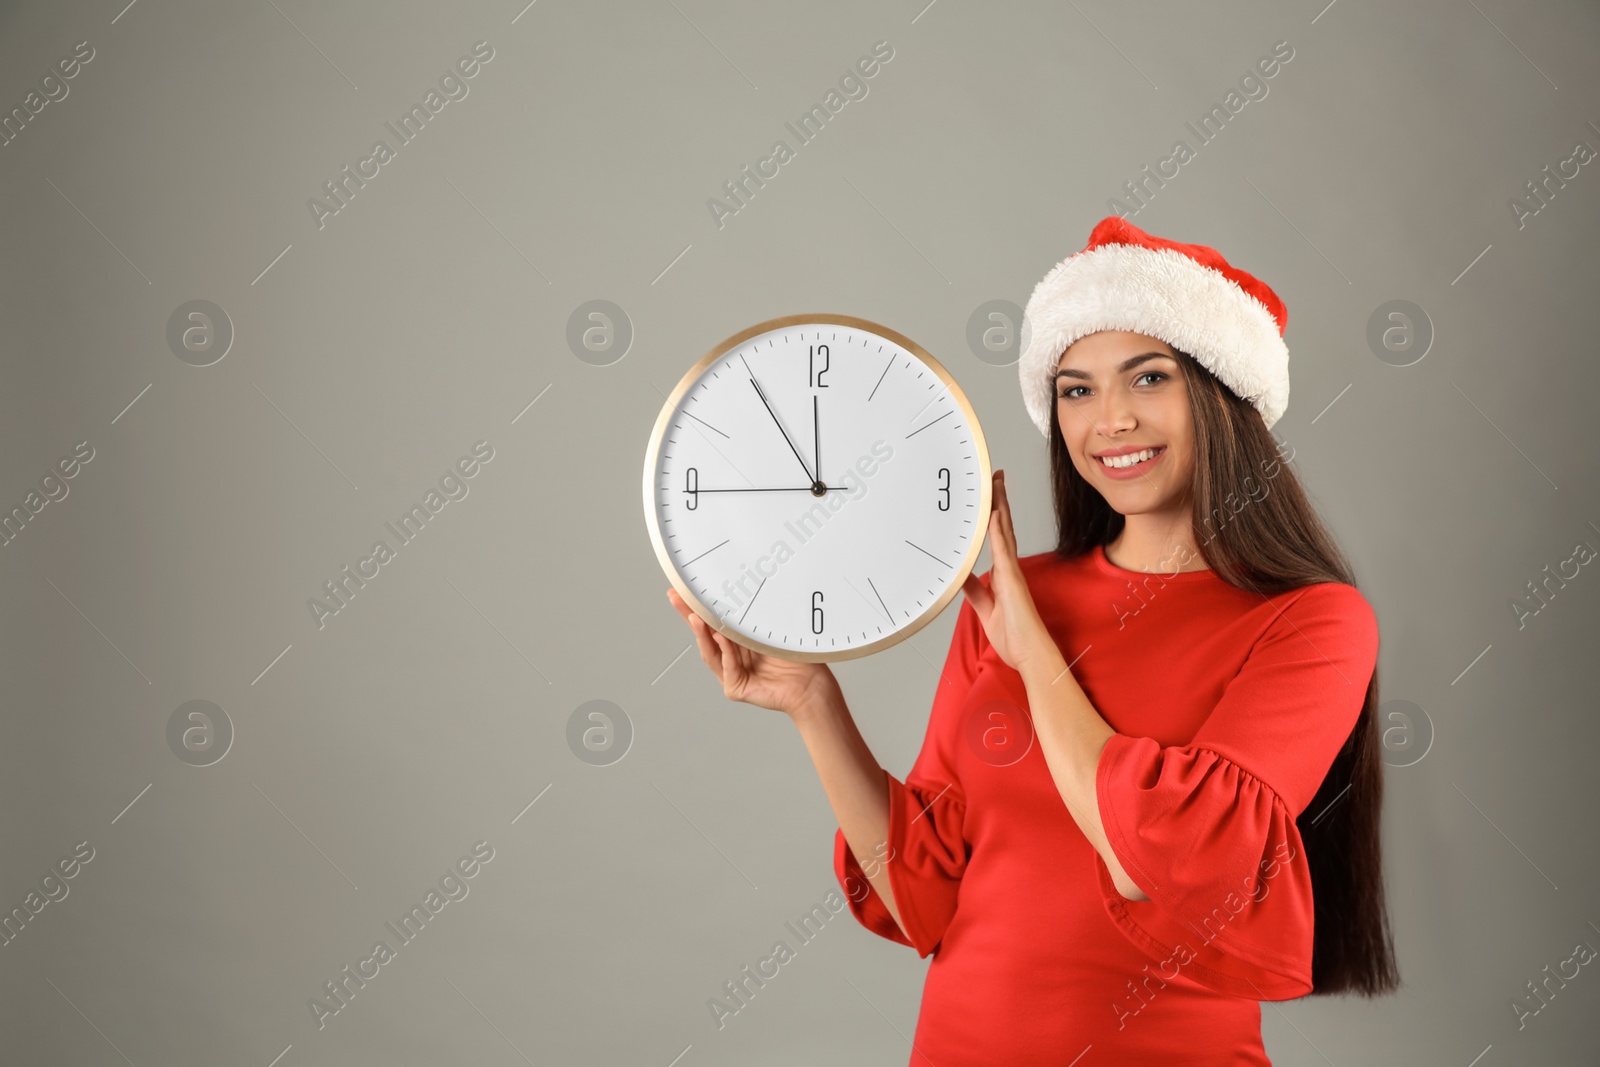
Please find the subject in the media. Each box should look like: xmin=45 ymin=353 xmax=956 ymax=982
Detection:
xmin=1093 ymin=582 xmax=1380 ymax=1000
xmin=833 ymin=585 xmax=987 ymax=957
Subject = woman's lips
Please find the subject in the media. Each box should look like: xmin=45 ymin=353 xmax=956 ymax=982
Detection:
xmin=1094 ymin=446 xmax=1166 ymax=480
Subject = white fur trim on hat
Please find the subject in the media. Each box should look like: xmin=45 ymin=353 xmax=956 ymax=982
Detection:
xmin=1018 ymin=243 xmax=1290 ymax=436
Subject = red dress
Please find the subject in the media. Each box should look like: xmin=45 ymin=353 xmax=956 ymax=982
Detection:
xmin=834 ymin=545 xmax=1380 ymax=1066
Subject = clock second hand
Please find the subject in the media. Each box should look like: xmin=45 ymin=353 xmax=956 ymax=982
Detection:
xmin=746 ymin=373 xmax=817 ymax=488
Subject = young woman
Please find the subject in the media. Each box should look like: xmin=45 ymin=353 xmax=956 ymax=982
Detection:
xmin=667 ymin=217 xmax=1397 ymax=1065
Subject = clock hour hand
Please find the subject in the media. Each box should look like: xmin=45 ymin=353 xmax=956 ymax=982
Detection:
xmin=748 ymin=376 xmax=817 ymax=487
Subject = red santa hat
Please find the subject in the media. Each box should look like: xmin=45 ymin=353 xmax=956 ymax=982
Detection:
xmin=1018 ymin=216 xmax=1290 ymax=436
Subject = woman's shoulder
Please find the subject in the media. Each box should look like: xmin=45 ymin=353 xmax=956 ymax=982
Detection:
xmin=1275 ymin=579 xmax=1377 ymax=623
xmin=1254 ymin=579 xmax=1380 ymax=660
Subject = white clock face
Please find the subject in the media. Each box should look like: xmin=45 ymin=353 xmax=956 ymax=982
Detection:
xmin=644 ymin=315 xmax=991 ymax=661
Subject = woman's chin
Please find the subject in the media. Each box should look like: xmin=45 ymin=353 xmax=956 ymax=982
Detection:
xmin=1100 ymin=484 xmax=1182 ymax=514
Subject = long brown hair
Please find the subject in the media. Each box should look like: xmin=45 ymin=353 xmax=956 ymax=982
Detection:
xmin=1046 ymin=346 xmax=1400 ymax=996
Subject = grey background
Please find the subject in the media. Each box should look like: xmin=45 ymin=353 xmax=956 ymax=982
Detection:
xmin=2 ymin=0 xmax=1597 ymax=1064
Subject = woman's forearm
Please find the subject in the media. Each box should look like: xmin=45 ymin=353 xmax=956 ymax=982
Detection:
xmin=1018 ymin=646 xmax=1149 ymax=901
xmin=789 ymin=679 xmax=909 ymax=938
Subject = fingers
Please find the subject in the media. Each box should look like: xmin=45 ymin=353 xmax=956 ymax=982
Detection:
xmin=988 ymin=507 xmax=1010 ymax=562
xmin=962 ymin=570 xmax=994 ymax=616
xmin=670 ymin=587 xmax=762 ymax=702
xmin=984 ymin=474 xmax=1003 ymax=556
xmin=674 ymin=593 xmax=725 ymax=677
xmin=996 ymin=470 xmax=1018 ymax=552
xmin=988 ymin=513 xmax=1018 ymax=583
xmin=709 ymin=629 xmax=749 ymax=695
xmin=690 ymin=615 xmax=720 ymax=669
xmin=988 ymin=470 xmax=1020 ymax=570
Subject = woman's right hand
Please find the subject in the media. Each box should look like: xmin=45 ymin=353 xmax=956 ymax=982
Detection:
xmin=666 ymin=587 xmax=840 ymax=720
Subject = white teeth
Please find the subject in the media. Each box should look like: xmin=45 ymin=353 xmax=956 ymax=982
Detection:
xmin=1099 ymin=447 xmax=1161 ymax=469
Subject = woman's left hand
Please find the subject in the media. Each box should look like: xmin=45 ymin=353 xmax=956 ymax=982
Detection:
xmin=961 ymin=469 xmax=1061 ymax=675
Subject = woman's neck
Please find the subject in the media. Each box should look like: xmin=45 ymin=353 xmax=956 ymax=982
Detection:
xmin=1106 ymin=512 xmax=1210 ymax=573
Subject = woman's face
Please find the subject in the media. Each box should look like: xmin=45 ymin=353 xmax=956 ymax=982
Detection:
xmin=1055 ymin=330 xmax=1194 ymax=516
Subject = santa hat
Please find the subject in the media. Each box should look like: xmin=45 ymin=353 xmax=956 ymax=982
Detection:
xmin=1018 ymin=216 xmax=1290 ymax=436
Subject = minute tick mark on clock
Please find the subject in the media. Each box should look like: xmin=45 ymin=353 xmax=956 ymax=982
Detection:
xmin=865 ymin=575 xmax=893 ymax=623
xmin=680 ymin=538 xmax=730 ymax=567
xmin=905 ymin=539 xmax=953 ymax=568
xmin=866 ymin=353 xmax=894 ymax=403
xmin=666 ymin=400 xmax=763 ymax=494
xmin=906 ymin=410 xmax=954 ymax=438
xmin=678 ymin=409 xmax=730 ymax=438
xmin=906 ymin=391 xmax=946 ymax=425
xmin=736 ymin=574 xmax=768 ymax=626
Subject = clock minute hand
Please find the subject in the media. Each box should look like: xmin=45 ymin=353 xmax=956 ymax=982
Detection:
xmin=748 ymin=377 xmax=816 ymax=486
xmin=813 ymin=392 xmax=820 ymax=492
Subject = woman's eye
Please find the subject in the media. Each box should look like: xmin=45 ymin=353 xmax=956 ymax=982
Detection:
xmin=1058 ymin=372 xmax=1165 ymax=399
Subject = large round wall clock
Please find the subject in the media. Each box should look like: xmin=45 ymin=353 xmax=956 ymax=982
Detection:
xmin=642 ymin=313 xmax=992 ymax=663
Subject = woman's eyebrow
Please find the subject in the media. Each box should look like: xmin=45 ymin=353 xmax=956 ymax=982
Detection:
xmin=1055 ymin=352 xmax=1173 ymax=380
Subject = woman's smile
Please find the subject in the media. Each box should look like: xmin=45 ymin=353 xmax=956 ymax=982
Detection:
xmin=1092 ymin=444 xmax=1167 ymax=479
